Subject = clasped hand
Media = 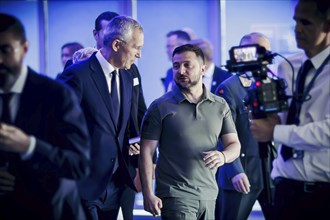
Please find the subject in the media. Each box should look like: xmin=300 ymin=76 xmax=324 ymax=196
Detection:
xmin=0 ymin=169 xmax=15 ymax=196
xmin=128 ymin=143 xmax=140 ymax=156
xmin=0 ymin=123 xmax=30 ymax=154
xmin=0 ymin=123 xmax=29 ymax=196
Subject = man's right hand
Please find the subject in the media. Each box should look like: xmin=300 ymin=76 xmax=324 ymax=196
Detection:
xmin=0 ymin=169 xmax=15 ymax=195
xmin=231 ymin=172 xmax=251 ymax=194
xmin=143 ymin=193 xmax=162 ymax=217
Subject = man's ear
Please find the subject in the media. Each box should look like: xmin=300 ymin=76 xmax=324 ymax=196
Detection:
xmin=112 ymin=39 xmax=121 ymax=52
xmin=200 ymin=64 xmax=206 ymax=77
xmin=93 ymin=29 xmax=98 ymax=41
xmin=23 ymin=40 xmax=29 ymax=54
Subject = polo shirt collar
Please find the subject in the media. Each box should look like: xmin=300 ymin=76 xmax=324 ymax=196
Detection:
xmin=171 ymin=83 xmax=215 ymax=104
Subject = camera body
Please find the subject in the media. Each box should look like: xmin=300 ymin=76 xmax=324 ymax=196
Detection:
xmin=225 ymin=44 xmax=288 ymax=118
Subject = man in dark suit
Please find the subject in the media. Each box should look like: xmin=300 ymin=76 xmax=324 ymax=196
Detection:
xmin=0 ymin=13 xmax=90 ymax=220
xmin=58 ymin=15 xmax=144 ymax=220
xmin=93 ymin=11 xmax=147 ymax=128
xmin=215 ymin=32 xmax=275 ymax=220
xmin=92 ymin=11 xmax=148 ymax=220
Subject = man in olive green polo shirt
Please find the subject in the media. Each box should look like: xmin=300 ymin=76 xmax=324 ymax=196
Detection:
xmin=139 ymin=44 xmax=241 ymax=220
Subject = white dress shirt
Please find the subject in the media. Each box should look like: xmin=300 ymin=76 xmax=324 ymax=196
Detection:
xmin=96 ymin=50 xmax=121 ymax=105
xmin=0 ymin=65 xmax=36 ymax=159
xmin=203 ymin=63 xmax=215 ymax=91
xmin=272 ymin=47 xmax=330 ymax=182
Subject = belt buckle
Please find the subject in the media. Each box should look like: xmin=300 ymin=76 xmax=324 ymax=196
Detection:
xmin=304 ymin=182 xmax=316 ymax=193
xmin=293 ymin=150 xmax=304 ymax=159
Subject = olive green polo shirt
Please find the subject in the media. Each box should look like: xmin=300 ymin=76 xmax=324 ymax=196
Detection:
xmin=141 ymin=84 xmax=236 ymax=200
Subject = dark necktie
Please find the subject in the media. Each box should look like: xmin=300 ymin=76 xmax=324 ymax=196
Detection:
xmin=1 ymin=93 xmax=13 ymax=124
xmin=281 ymin=60 xmax=313 ymax=161
xmin=0 ymin=93 xmax=13 ymax=168
xmin=111 ymin=70 xmax=120 ymax=125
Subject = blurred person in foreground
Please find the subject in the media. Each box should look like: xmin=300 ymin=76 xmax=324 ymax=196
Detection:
xmin=250 ymin=0 xmax=330 ymax=219
xmin=139 ymin=44 xmax=241 ymax=220
xmin=215 ymin=32 xmax=275 ymax=220
xmin=0 ymin=13 xmax=90 ymax=220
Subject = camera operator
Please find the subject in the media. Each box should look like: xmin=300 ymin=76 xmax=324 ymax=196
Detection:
xmin=215 ymin=32 xmax=275 ymax=220
xmin=250 ymin=0 xmax=330 ymax=219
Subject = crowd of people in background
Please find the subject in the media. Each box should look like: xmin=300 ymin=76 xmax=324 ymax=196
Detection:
xmin=0 ymin=0 xmax=329 ymax=219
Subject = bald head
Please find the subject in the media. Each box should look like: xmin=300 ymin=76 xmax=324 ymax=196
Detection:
xmin=239 ymin=32 xmax=271 ymax=51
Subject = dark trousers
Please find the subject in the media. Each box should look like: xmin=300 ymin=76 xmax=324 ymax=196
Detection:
xmin=120 ymin=186 xmax=136 ymax=220
xmin=273 ymin=177 xmax=330 ymax=220
xmin=161 ymin=197 xmax=216 ymax=220
xmin=216 ymin=187 xmax=273 ymax=220
xmin=83 ymin=171 xmax=126 ymax=220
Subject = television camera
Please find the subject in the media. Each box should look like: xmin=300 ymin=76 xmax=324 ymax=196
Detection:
xmin=225 ymin=44 xmax=288 ymax=118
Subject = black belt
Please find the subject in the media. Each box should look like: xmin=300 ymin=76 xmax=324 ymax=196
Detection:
xmin=275 ymin=177 xmax=330 ymax=193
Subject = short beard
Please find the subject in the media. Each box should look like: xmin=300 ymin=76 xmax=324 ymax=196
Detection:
xmin=175 ymin=78 xmax=198 ymax=91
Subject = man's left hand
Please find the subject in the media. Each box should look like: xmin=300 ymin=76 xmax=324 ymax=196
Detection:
xmin=250 ymin=113 xmax=280 ymax=142
xmin=0 ymin=123 xmax=30 ymax=154
xmin=203 ymin=151 xmax=225 ymax=169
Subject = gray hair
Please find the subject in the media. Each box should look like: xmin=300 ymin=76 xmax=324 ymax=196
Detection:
xmin=239 ymin=32 xmax=271 ymax=51
xmin=72 ymin=47 xmax=98 ymax=63
xmin=103 ymin=15 xmax=143 ymax=47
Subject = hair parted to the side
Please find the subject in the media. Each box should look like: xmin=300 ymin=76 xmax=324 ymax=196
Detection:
xmin=299 ymin=0 xmax=330 ymax=16
xmin=94 ymin=11 xmax=119 ymax=31
xmin=0 ymin=13 xmax=26 ymax=42
xmin=166 ymin=30 xmax=191 ymax=41
xmin=172 ymin=44 xmax=205 ymax=65
xmin=103 ymin=15 xmax=143 ymax=47
xmin=61 ymin=42 xmax=83 ymax=53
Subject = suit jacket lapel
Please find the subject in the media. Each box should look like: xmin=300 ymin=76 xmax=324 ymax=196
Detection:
xmin=15 ymin=68 xmax=37 ymax=128
xmin=117 ymin=69 xmax=133 ymax=132
xmin=89 ymin=55 xmax=118 ymax=132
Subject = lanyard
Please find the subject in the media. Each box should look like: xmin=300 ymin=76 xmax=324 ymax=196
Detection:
xmin=296 ymin=54 xmax=330 ymax=118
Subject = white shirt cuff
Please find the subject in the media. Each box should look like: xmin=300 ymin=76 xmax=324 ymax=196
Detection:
xmin=274 ymin=124 xmax=295 ymax=145
xmin=21 ymin=136 xmax=36 ymax=160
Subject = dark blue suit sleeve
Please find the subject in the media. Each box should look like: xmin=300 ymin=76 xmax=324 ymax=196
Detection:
xmin=216 ymin=82 xmax=244 ymax=181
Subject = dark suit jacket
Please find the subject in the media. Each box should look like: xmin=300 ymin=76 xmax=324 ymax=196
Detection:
xmin=210 ymin=65 xmax=232 ymax=94
xmin=127 ymin=64 xmax=147 ymax=172
xmin=0 ymin=68 xmax=90 ymax=220
xmin=162 ymin=67 xmax=173 ymax=93
xmin=57 ymin=53 xmax=136 ymax=201
xmin=216 ymin=75 xmax=273 ymax=191
xmin=128 ymin=63 xmax=147 ymax=138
